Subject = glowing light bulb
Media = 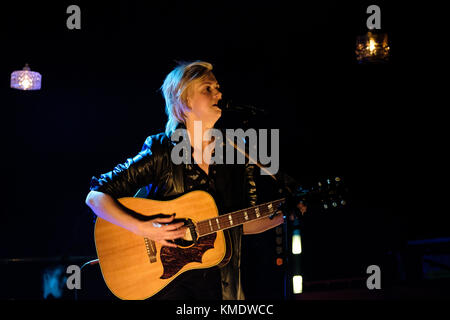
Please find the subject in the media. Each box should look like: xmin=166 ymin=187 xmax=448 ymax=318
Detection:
xmin=293 ymin=275 xmax=303 ymax=294
xmin=368 ymin=39 xmax=376 ymax=53
xmin=21 ymin=76 xmax=32 ymax=90
xmin=292 ymin=229 xmax=302 ymax=254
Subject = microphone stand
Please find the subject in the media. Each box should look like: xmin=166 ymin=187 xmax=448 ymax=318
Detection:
xmin=219 ymin=105 xmax=303 ymax=300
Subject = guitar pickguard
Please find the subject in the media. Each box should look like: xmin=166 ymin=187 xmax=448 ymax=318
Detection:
xmin=159 ymin=233 xmax=217 ymax=279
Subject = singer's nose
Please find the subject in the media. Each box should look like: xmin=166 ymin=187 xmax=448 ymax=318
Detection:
xmin=214 ymin=88 xmax=222 ymax=100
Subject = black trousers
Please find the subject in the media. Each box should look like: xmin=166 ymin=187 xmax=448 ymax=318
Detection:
xmin=151 ymin=267 xmax=222 ymax=300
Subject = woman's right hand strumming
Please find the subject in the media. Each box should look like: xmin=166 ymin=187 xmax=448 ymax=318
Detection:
xmin=135 ymin=215 xmax=187 ymax=248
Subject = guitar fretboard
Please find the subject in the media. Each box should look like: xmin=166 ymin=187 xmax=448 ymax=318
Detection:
xmin=196 ymin=198 xmax=286 ymax=236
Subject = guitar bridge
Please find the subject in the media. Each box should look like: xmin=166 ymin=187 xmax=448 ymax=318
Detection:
xmin=144 ymin=237 xmax=157 ymax=263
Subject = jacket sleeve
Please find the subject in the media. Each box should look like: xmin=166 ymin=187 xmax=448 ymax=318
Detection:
xmin=89 ymin=136 xmax=158 ymax=199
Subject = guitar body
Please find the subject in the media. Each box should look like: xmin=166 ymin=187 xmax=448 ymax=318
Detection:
xmin=94 ymin=191 xmax=227 ymax=300
xmin=94 ymin=176 xmax=345 ymax=300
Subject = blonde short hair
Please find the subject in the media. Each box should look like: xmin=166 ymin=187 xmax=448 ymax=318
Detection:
xmin=161 ymin=61 xmax=214 ymax=137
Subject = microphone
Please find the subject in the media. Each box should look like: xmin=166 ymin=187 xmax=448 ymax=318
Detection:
xmin=218 ymin=100 xmax=268 ymax=115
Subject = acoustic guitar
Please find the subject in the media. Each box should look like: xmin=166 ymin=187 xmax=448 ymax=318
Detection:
xmin=94 ymin=177 xmax=346 ymax=300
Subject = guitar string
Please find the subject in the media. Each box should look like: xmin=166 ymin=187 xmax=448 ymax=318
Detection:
xmin=197 ymin=198 xmax=285 ymax=230
xmin=195 ymin=198 xmax=285 ymax=236
xmin=195 ymin=203 xmax=282 ymax=236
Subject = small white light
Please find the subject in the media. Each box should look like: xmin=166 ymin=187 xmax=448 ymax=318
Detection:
xmin=293 ymin=275 xmax=303 ymax=294
xmin=292 ymin=229 xmax=302 ymax=254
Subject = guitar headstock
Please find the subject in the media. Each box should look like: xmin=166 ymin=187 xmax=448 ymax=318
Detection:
xmin=294 ymin=176 xmax=348 ymax=213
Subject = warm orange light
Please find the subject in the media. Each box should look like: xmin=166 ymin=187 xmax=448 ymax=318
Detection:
xmin=355 ymin=31 xmax=390 ymax=63
xmin=368 ymin=39 xmax=376 ymax=53
xmin=276 ymin=258 xmax=283 ymax=266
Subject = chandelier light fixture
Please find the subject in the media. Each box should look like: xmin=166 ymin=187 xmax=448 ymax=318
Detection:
xmin=355 ymin=31 xmax=390 ymax=64
xmin=10 ymin=63 xmax=42 ymax=90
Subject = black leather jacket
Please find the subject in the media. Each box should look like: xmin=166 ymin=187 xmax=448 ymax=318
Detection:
xmin=90 ymin=131 xmax=257 ymax=300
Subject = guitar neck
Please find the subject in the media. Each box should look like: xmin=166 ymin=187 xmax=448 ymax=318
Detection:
xmin=195 ymin=198 xmax=286 ymax=237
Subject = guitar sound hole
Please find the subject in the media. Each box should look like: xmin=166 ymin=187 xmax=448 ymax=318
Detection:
xmin=173 ymin=238 xmax=194 ymax=247
xmin=170 ymin=218 xmax=197 ymax=247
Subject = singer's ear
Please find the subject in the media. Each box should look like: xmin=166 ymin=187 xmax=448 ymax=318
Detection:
xmin=186 ymin=97 xmax=192 ymax=109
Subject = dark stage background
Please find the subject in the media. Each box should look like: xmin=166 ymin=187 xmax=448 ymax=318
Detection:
xmin=1 ymin=1 xmax=448 ymax=300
